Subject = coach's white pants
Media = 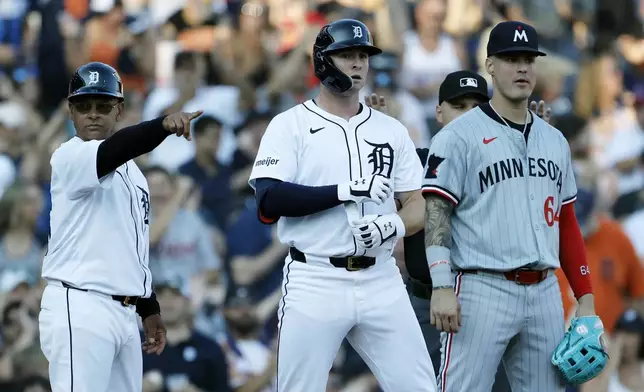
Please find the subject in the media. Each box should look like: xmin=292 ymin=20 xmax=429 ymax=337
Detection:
xmin=39 ymin=282 xmax=142 ymax=392
xmin=276 ymin=257 xmax=436 ymax=392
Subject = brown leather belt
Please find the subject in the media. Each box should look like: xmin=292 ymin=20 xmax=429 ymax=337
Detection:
xmin=460 ymin=268 xmax=549 ymax=285
xmin=289 ymin=247 xmax=376 ymax=271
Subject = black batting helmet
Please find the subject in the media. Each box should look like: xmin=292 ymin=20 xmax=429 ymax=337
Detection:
xmin=68 ymin=62 xmax=124 ymax=101
xmin=313 ymin=19 xmax=382 ymax=94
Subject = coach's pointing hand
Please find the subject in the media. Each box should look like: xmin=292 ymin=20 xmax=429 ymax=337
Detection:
xmin=338 ymin=174 xmax=392 ymax=205
xmin=430 ymin=288 xmax=461 ymax=333
xmin=142 ymin=314 xmax=167 ymax=355
xmin=163 ymin=110 xmax=204 ymax=141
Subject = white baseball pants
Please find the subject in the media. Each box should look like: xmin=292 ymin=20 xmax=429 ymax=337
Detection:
xmin=276 ymin=256 xmax=437 ymax=392
xmin=39 ymin=282 xmax=142 ymax=392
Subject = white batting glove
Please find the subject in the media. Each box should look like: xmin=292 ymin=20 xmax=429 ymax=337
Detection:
xmin=337 ymin=175 xmax=392 ymax=205
xmin=350 ymin=213 xmax=406 ymax=249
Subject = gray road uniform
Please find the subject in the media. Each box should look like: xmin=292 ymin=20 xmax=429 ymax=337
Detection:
xmin=421 ymin=102 xmax=576 ymax=392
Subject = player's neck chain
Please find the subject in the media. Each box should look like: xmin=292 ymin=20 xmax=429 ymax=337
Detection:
xmin=489 ymin=103 xmax=529 ymax=136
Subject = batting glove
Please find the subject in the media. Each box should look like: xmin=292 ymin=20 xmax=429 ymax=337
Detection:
xmin=338 ymin=175 xmax=392 ymax=205
xmin=350 ymin=213 xmax=406 ymax=249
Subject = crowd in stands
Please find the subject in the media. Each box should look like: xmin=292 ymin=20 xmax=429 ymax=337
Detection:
xmin=0 ymin=0 xmax=643 ymax=390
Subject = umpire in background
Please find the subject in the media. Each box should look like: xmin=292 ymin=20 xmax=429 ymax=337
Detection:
xmin=401 ymin=70 xmax=492 ymax=377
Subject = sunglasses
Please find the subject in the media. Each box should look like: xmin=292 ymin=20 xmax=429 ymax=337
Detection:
xmin=72 ymin=101 xmax=118 ymax=115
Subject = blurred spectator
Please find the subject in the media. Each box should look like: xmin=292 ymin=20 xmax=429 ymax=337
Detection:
xmin=145 ymin=166 xmax=222 ymax=297
xmin=557 ymin=161 xmax=644 ymax=331
xmin=0 ymin=181 xmax=44 ymax=287
xmin=214 ymin=2 xmax=271 ymax=91
xmin=143 ymin=280 xmax=232 ymax=392
xmin=179 ymin=115 xmax=236 ymax=231
xmin=193 ymin=270 xmax=229 ymax=343
xmin=574 ymin=51 xmax=639 ymax=213
xmin=0 ymin=300 xmax=43 ymax=386
xmin=221 ymin=288 xmax=276 ymax=392
xmin=361 ymin=51 xmax=430 ymax=147
xmin=581 ymin=309 xmax=644 ymax=392
xmin=401 ymin=0 xmax=464 ymax=129
xmin=226 ymin=196 xmax=286 ymax=311
xmin=143 ymin=51 xmax=242 ymax=171
xmin=229 ymin=111 xmax=272 ymax=196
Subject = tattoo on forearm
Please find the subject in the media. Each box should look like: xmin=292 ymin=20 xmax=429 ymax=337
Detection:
xmin=424 ymin=195 xmax=454 ymax=248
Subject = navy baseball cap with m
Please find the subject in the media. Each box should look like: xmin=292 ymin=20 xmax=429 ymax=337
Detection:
xmin=438 ymin=71 xmax=489 ymax=104
xmin=486 ymin=21 xmax=547 ymax=57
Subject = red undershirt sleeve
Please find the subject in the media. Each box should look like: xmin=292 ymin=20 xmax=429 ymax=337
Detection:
xmin=559 ymin=202 xmax=593 ymax=299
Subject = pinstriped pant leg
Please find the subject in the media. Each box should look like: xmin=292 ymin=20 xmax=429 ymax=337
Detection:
xmin=502 ymin=274 xmax=566 ymax=392
xmin=437 ymin=273 xmax=522 ymax=392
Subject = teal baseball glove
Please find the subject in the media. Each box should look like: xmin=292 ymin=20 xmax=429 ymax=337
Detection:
xmin=551 ymin=316 xmax=609 ymax=385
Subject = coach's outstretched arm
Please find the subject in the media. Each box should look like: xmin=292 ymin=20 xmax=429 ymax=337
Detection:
xmin=95 ymin=111 xmax=202 ymax=178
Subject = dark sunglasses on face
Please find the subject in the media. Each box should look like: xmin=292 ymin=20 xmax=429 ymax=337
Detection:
xmin=72 ymin=101 xmax=118 ymax=115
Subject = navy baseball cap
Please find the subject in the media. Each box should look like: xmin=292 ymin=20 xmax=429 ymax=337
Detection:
xmin=486 ymin=21 xmax=546 ymax=57
xmin=438 ymin=71 xmax=489 ymax=104
xmin=225 ymin=287 xmax=255 ymax=308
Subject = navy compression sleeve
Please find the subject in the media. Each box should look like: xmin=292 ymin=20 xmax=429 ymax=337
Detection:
xmin=96 ymin=117 xmax=168 ymax=178
xmin=255 ymin=178 xmax=343 ymax=222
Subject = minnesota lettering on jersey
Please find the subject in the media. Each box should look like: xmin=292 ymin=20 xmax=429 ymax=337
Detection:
xmin=479 ymin=157 xmax=563 ymax=194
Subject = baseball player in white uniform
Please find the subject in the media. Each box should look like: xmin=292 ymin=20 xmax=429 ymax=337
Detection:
xmin=249 ymin=19 xmax=436 ymax=391
xmin=39 ymin=62 xmax=202 ymax=392
xmin=421 ymin=21 xmax=603 ymax=392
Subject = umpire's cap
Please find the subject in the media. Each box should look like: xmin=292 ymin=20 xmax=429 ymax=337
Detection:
xmin=438 ymin=71 xmax=489 ymax=104
xmin=314 ymin=19 xmax=382 ymax=94
xmin=486 ymin=21 xmax=546 ymax=57
xmin=68 ymin=62 xmax=124 ymax=101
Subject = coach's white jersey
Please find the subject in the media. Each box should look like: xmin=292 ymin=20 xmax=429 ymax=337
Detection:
xmin=42 ymin=137 xmax=152 ymax=297
xmin=422 ymin=106 xmax=577 ymax=271
xmin=249 ymin=100 xmax=422 ymax=258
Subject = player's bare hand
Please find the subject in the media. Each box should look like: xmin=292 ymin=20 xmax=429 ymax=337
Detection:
xmin=162 ymin=110 xmax=203 ymax=141
xmin=142 ymin=314 xmax=167 ymax=355
xmin=338 ymin=174 xmax=393 ymax=205
xmin=430 ymin=288 xmax=461 ymax=333
xmin=365 ymin=93 xmax=387 ymax=114
xmin=529 ymin=100 xmax=551 ymax=124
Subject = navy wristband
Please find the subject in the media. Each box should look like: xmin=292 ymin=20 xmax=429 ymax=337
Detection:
xmin=135 ymin=292 xmax=161 ymax=320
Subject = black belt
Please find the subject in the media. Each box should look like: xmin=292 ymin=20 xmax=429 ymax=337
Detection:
xmin=62 ymin=282 xmax=139 ymax=307
xmin=407 ymin=278 xmax=432 ymax=300
xmin=289 ymin=247 xmax=376 ymax=271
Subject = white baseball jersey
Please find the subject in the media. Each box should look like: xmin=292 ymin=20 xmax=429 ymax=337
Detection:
xmin=248 ymin=100 xmax=422 ymax=258
xmin=421 ymin=106 xmax=577 ymax=271
xmin=42 ymin=137 xmax=153 ymax=297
